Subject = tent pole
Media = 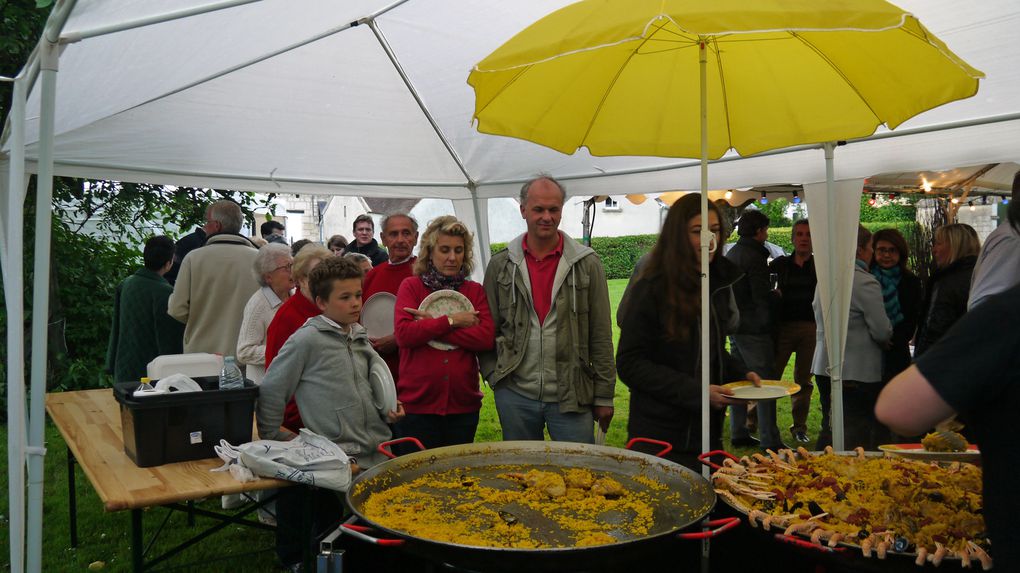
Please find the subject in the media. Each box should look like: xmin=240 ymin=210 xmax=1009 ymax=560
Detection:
xmin=5 ymin=74 xmax=28 ymax=573
xmin=468 ymin=183 xmax=490 ymax=272
xmin=824 ymin=142 xmax=845 ymax=452
xmin=26 ymin=39 xmax=59 ymax=573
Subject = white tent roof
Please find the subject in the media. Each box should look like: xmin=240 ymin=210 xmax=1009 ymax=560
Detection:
xmin=3 ymin=0 xmax=1019 ymax=198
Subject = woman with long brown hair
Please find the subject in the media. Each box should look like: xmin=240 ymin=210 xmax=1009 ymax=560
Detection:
xmin=617 ymin=194 xmax=761 ymax=470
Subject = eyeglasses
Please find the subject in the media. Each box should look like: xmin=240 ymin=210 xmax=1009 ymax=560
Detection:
xmin=875 ymin=247 xmax=899 ymax=255
xmin=273 ymin=263 xmax=293 ymax=272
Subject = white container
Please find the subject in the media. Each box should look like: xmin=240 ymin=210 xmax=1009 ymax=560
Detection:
xmin=147 ymin=353 xmax=223 ymax=380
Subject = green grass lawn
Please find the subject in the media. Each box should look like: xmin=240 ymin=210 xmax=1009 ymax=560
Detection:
xmin=0 ymin=278 xmax=821 ymax=571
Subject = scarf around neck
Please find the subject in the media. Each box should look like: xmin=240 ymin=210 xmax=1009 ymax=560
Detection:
xmin=871 ymin=265 xmax=904 ymax=327
xmin=420 ymin=262 xmax=466 ymax=292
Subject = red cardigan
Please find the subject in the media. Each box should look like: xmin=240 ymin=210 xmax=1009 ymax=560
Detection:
xmin=394 ymin=277 xmax=495 ymax=415
xmin=363 ymin=258 xmax=416 ymax=384
xmin=265 ymin=291 xmax=320 ymax=431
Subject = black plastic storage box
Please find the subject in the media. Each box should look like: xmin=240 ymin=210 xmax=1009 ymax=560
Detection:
xmin=113 ymin=376 xmax=258 ymax=468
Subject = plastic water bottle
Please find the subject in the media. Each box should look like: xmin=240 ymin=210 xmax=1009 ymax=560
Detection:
xmin=219 ymin=356 xmax=244 ymax=391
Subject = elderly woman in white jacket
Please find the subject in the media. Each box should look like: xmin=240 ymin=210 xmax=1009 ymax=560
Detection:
xmin=811 ymin=225 xmax=893 ymax=451
xmin=237 ymin=243 xmax=294 ymax=384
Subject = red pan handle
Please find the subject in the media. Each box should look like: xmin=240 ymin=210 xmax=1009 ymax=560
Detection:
xmin=340 ymin=524 xmax=406 ymax=547
xmin=625 ymin=437 xmax=673 ymax=458
xmin=377 ymin=437 xmax=426 ymax=459
xmin=773 ymin=533 xmax=847 ymax=553
xmin=697 ymin=450 xmax=740 ymax=470
xmin=677 ymin=517 xmax=740 ymax=540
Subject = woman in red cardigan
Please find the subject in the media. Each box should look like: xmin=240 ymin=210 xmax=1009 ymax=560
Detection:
xmin=264 ymin=244 xmax=331 ymax=432
xmin=394 ymin=216 xmax=495 ymax=450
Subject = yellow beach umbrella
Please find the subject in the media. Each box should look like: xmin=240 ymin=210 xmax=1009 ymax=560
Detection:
xmin=469 ymin=0 xmax=982 ymax=158
xmin=468 ymin=0 xmax=982 ymax=457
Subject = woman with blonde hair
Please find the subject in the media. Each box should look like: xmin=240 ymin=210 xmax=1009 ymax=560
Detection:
xmin=914 ymin=223 xmax=980 ymax=358
xmin=393 ymin=216 xmax=495 ymax=451
xmin=265 ymin=244 xmax=332 ymax=431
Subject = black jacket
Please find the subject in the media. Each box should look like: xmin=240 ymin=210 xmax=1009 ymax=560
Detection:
xmin=617 ymin=256 xmax=746 ymax=455
xmin=347 ymin=238 xmax=389 ymax=267
xmin=726 ymin=237 xmax=775 ymax=334
xmin=165 ymin=227 xmax=207 ymax=285
xmin=769 ymin=254 xmax=817 ymax=323
xmin=915 ymin=255 xmax=977 ymax=358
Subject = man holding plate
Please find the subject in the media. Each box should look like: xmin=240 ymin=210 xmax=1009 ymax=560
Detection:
xmin=481 ymin=176 xmax=616 ymax=443
xmin=362 ymin=213 xmax=419 ymax=386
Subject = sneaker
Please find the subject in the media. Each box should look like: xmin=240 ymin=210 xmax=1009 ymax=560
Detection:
xmin=793 ymin=431 xmax=810 ymax=444
xmin=730 ymin=435 xmax=760 ymax=447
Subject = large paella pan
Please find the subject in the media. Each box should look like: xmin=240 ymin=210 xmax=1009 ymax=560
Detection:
xmin=343 ymin=439 xmax=735 ymax=571
xmin=708 ymin=446 xmax=992 ymax=570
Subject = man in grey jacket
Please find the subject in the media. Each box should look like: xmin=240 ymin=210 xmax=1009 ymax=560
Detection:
xmin=481 ymin=176 xmax=616 ymax=443
xmin=725 ymin=210 xmax=783 ymax=451
xmin=812 ymin=225 xmax=893 ymax=450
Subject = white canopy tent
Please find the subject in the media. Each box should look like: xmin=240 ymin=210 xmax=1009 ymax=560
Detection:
xmin=2 ymin=1 xmax=1018 ymax=571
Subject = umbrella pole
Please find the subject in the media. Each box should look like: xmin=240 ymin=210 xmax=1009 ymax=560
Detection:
xmin=699 ymin=39 xmax=712 ymax=573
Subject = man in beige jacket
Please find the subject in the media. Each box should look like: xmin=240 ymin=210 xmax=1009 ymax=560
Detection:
xmin=169 ymin=200 xmax=260 ymax=357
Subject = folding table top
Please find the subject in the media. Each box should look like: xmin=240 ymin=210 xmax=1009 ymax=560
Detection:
xmin=45 ymin=389 xmax=288 ymax=511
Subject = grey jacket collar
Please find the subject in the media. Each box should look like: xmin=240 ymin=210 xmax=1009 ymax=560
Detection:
xmin=307 ymin=315 xmax=368 ymax=341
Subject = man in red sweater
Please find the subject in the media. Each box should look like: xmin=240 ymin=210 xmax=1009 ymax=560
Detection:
xmin=362 ymin=213 xmax=419 ymax=384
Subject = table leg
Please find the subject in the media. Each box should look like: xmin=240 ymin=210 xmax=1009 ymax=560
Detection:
xmin=67 ymin=446 xmax=78 ymax=547
xmin=132 ymin=509 xmax=144 ymax=572
xmin=187 ymin=501 xmax=195 ymax=526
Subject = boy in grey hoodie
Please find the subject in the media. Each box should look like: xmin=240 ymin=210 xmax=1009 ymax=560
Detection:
xmin=258 ymin=256 xmax=404 ymax=569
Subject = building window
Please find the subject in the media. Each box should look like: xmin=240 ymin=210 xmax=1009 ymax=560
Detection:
xmin=603 ymin=197 xmax=621 ymax=212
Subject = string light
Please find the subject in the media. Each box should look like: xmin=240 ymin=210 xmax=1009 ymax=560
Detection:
xmin=951 ymin=196 xmax=960 ymax=204
xmin=921 ymin=177 xmax=932 ymax=193
xmin=792 ymin=190 xmax=801 ymax=204
xmin=868 ymin=193 xmax=877 ymax=207
xmin=724 ymin=190 xmax=733 ymax=200
xmin=759 ymin=191 xmax=769 ymax=205
xmin=969 ymin=201 xmax=976 ymax=212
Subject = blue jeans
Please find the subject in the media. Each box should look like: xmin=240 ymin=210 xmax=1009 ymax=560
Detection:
xmin=493 ymin=385 xmax=594 ymax=443
xmin=729 ymin=334 xmax=782 ymax=450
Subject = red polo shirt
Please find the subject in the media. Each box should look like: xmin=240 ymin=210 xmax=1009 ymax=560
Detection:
xmin=523 ymin=233 xmax=563 ymax=325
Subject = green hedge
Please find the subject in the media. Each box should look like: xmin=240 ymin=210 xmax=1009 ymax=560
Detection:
xmin=489 ymin=221 xmax=918 ymax=281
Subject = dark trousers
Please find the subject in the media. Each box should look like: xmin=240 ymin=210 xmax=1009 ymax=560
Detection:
xmin=275 ymin=486 xmax=342 ymax=567
xmin=393 ymin=411 xmax=479 ymax=455
xmin=773 ymin=321 xmax=816 ymax=435
xmin=815 ymin=376 xmax=889 ymax=451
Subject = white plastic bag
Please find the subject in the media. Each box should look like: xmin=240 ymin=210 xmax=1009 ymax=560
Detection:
xmin=213 ymin=429 xmax=353 ymax=491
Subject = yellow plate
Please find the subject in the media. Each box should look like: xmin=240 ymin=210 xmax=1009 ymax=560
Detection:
xmin=721 ymin=380 xmax=800 ymax=401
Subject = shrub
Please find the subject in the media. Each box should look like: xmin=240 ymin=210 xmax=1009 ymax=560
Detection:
xmin=489 ymin=235 xmax=659 ymax=280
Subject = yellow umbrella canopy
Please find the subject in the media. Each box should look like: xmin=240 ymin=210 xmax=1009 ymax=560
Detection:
xmin=468 ymin=0 xmax=983 ymax=159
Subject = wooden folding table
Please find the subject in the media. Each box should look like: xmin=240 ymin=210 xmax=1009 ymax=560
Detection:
xmin=46 ymin=389 xmax=295 ymax=571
